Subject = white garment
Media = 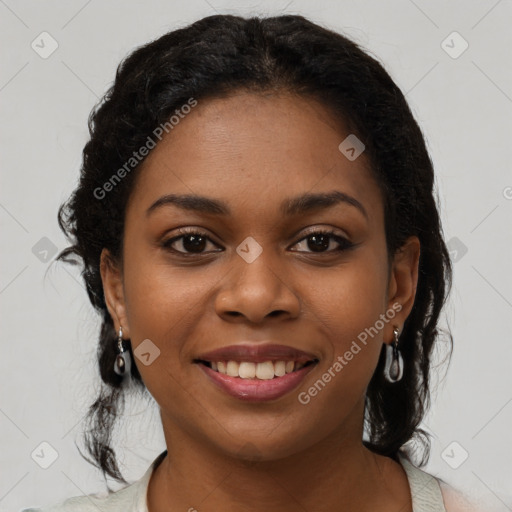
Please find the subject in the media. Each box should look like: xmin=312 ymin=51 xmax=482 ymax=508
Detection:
xmin=20 ymin=451 xmax=448 ymax=512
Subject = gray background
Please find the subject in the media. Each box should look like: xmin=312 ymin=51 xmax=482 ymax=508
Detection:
xmin=1 ymin=0 xmax=511 ymax=510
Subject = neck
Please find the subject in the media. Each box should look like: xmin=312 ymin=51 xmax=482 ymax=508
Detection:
xmin=147 ymin=401 xmax=410 ymax=512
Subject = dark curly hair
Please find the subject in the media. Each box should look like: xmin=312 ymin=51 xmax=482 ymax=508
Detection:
xmin=57 ymin=13 xmax=453 ymax=485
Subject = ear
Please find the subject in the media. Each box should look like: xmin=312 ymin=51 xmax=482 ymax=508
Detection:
xmin=100 ymin=248 xmax=130 ymax=338
xmin=385 ymin=236 xmax=420 ymax=343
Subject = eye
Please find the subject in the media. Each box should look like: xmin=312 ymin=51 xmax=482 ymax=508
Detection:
xmin=162 ymin=228 xmax=221 ymax=255
xmin=291 ymin=229 xmax=354 ymax=253
xmin=162 ymin=227 xmax=354 ymax=256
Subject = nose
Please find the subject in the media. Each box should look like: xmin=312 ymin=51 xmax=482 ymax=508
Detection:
xmin=214 ymin=251 xmax=301 ymax=324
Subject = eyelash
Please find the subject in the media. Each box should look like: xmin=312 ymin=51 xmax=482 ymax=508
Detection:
xmin=161 ymin=227 xmax=354 ymax=256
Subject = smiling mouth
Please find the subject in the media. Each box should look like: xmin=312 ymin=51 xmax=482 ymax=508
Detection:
xmin=194 ymin=359 xmax=318 ymax=380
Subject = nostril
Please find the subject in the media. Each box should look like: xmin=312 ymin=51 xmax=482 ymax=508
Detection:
xmin=267 ymin=310 xmax=286 ymax=318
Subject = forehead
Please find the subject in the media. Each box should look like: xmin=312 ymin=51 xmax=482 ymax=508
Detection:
xmin=127 ymin=91 xmax=383 ymax=226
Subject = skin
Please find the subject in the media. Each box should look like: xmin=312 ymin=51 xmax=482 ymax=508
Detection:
xmin=101 ymin=90 xmax=420 ymax=511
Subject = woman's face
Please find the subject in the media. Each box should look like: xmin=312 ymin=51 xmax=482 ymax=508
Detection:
xmin=102 ymin=91 xmax=419 ymax=460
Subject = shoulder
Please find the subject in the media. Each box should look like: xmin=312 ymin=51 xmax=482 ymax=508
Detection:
xmin=439 ymin=481 xmax=481 ymax=512
xmin=398 ymin=454 xmax=480 ymax=512
xmin=19 ymin=492 xmax=110 ymax=512
xmin=19 ymin=471 xmax=149 ymax=512
xmin=20 ymin=451 xmax=165 ymax=512
xmin=19 ymin=487 xmax=137 ymax=512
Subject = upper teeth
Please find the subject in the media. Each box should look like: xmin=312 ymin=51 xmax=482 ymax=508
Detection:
xmin=211 ymin=360 xmax=304 ymax=379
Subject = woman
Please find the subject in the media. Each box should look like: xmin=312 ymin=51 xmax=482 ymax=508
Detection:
xmin=23 ymin=13 xmax=479 ymax=512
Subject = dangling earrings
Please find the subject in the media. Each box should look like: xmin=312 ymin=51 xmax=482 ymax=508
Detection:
xmin=383 ymin=326 xmax=404 ymax=383
xmin=114 ymin=326 xmax=132 ymax=377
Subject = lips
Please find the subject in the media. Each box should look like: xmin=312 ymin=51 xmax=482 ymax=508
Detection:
xmin=194 ymin=343 xmax=319 ymax=401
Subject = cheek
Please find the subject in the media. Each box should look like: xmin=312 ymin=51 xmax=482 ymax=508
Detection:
xmin=304 ymin=255 xmax=389 ymax=337
xmin=298 ymin=256 xmax=388 ymax=390
xmin=121 ymin=250 xmax=220 ymax=388
xmin=124 ymin=266 xmax=212 ymax=347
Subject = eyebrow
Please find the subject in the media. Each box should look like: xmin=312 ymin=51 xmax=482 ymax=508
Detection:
xmin=146 ymin=190 xmax=368 ymax=220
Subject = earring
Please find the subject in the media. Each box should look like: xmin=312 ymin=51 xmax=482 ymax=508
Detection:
xmin=114 ymin=326 xmax=132 ymax=377
xmin=383 ymin=326 xmax=404 ymax=383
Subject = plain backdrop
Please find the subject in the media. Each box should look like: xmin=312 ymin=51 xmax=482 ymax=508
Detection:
xmin=1 ymin=0 xmax=511 ymax=510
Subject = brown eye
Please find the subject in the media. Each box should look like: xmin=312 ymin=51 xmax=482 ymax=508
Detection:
xmin=162 ymin=230 xmax=220 ymax=255
xmin=292 ymin=230 xmax=354 ymax=253
xmin=305 ymin=233 xmax=330 ymax=252
xmin=179 ymin=234 xmax=207 ymax=253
